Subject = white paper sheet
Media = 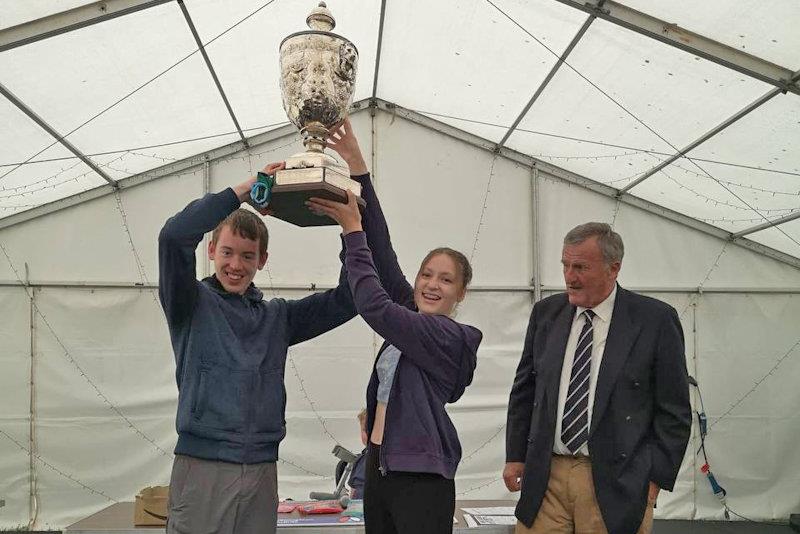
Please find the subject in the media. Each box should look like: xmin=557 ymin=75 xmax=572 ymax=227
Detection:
xmin=461 ymin=506 xmax=516 ymax=515
xmin=463 ymin=514 xmax=478 ymax=528
xmin=472 ymin=515 xmax=518 ymax=526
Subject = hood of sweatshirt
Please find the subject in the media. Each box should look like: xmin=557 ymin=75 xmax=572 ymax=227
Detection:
xmin=448 ymin=322 xmax=482 ymax=403
xmin=203 ymin=274 xmax=264 ymax=303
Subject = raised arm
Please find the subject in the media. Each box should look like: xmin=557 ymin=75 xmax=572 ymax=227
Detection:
xmin=342 ymin=230 xmax=472 ymax=386
xmin=304 ymin=193 xmax=478 ymax=386
xmin=327 ymin=119 xmax=414 ymax=308
xmin=158 ymin=189 xmax=239 ymax=327
xmin=285 ymin=237 xmax=357 ymax=346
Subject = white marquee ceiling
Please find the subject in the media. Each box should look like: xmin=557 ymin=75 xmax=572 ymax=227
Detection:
xmin=0 ymin=0 xmax=798 ymax=260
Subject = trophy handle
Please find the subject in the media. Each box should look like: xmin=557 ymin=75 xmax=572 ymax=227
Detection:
xmin=250 ymin=172 xmax=276 ymax=209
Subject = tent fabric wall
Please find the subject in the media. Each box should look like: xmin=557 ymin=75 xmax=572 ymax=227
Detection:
xmin=0 ymin=109 xmax=798 ymax=528
xmin=0 ymin=287 xmax=32 ymax=529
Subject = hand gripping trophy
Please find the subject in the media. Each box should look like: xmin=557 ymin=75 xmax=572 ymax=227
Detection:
xmin=252 ymin=2 xmax=364 ymax=226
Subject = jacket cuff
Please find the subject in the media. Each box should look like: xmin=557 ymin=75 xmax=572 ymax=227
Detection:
xmin=222 ymin=187 xmax=243 ymax=210
xmin=343 ymin=230 xmax=367 ymax=250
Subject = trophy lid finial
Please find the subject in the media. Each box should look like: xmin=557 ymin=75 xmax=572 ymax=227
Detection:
xmin=306 ymin=2 xmax=335 ymax=31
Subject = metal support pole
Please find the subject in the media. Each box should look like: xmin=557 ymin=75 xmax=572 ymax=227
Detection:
xmin=0 ymin=82 xmax=117 ymax=186
xmin=619 ymin=89 xmax=782 ymax=194
xmin=370 ymin=102 xmax=378 ymax=181
xmin=370 ymin=105 xmax=379 ymax=359
xmin=498 ymin=15 xmax=594 ymax=148
xmin=732 ymin=209 xmax=800 ymax=239
xmin=531 ymin=166 xmax=542 ymax=304
xmin=371 ymin=0 xmax=388 ymax=99
xmin=202 ymin=156 xmax=211 ymax=279
xmin=2 ymin=280 xmax=800 ymax=294
xmin=551 ymin=0 xmax=799 ymax=96
xmin=690 ymin=300 xmax=699 ymax=520
xmin=0 ymin=0 xmax=171 ymax=53
xmin=176 ymin=0 xmax=248 ymax=148
xmin=27 ymin=272 xmax=38 ymax=529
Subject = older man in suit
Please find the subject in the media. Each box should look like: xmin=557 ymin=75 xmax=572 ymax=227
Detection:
xmin=504 ymin=222 xmax=691 ymax=534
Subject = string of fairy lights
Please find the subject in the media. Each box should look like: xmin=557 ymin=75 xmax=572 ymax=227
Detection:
xmin=0 ymin=428 xmax=118 ymax=503
xmin=0 ymin=239 xmax=174 ymax=500
xmin=470 ymin=154 xmax=499 ymax=263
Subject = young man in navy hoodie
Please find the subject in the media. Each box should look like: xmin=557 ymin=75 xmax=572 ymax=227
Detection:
xmin=158 ymin=161 xmax=357 ymax=534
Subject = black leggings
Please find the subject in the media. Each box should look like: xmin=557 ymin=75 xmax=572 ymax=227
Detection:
xmin=363 ymin=442 xmax=456 ymax=534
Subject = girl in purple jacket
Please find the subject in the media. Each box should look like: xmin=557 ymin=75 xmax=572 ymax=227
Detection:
xmin=307 ymin=119 xmax=483 ymax=534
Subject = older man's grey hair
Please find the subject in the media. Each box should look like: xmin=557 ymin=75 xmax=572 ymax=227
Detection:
xmin=563 ymin=222 xmax=624 ymax=265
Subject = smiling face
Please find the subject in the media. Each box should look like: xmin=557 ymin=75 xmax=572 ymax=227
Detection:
xmin=414 ymin=253 xmax=467 ymax=316
xmin=561 ymin=236 xmax=620 ymax=308
xmin=208 ymin=226 xmax=268 ymax=295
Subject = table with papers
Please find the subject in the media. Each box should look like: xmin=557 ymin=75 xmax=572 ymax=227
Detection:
xmin=65 ymin=500 xmax=518 ymax=533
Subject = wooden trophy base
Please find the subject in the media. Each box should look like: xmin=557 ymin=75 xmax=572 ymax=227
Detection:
xmin=269 ymin=166 xmax=365 ymax=227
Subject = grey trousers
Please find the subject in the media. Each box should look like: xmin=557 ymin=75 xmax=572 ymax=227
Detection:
xmin=167 ymin=454 xmax=278 ymax=534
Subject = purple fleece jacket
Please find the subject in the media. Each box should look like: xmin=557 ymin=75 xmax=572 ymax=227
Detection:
xmin=344 ymin=174 xmax=482 ymax=479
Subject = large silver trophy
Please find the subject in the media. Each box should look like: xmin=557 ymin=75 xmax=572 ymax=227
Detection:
xmin=268 ymin=2 xmax=364 ymax=227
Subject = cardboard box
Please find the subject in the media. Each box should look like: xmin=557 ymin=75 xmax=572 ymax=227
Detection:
xmin=134 ymin=486 xmax=168 ymax=526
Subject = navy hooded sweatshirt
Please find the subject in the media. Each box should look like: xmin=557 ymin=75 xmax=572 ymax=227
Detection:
xmin=158 ymin=188 xmax=356 ymax=464
xmin=346 ymin=174 xmax=483 ymax=479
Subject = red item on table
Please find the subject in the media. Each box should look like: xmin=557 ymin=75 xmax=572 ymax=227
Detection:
xmin=277 ymin=501 xmax=298 ymax=513
xmin=298 ymin=500 xmax=344 ymax=515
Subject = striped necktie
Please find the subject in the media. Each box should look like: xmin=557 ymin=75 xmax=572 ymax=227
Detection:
xmin=561 ymin=309 xmax=595 ymax=454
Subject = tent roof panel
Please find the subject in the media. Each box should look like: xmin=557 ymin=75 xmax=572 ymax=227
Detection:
xmin=628 ymin=168 xmax=756 ymax=233
xmin=623 ymin=0 xmax=800 ymax=70
xmin=0 ymin=151 xmax=106 ymax=216
xmin=0 ymin=95 xmax=64 ymax=164
xmin=0 ymin=3 xmax=199 ymax=134
xmin=0 ymin=0 xmax=95 ymax=30
xmin=509 ymin=18 xmax=772 ymax=187
xmin=416 ymin=111 xmax=509 ymax=148
xmin=507 ymin=67 xmax=675 ymax=187
xmin=84 ymin=131 xmax=245 ymax=182
xmin=0 ymin=4 xmax=250 ymax=199
xmin=748 ymin=219 xmax=800 ymax=258
xmin=184 ymin=0 xmax=380 ymax=131
xmin=377 ymin=0 xmax=588 ymax=143
xmin=63 ymin=52 xmax=241 ymax=156
xmin=525 ymin=19 xmax=769 ymax=145
xmin=644 ymin=159 xmax=800 ymax=235
xmin=506 ymin=127 xmax=665 ymax=188
xmin=0 ymin=0 xmax=797 ymax=263
xmin=0 ymin=101 xmax=103 ymax=211
xmin=683 ymin=95 xmax=800 ymax=184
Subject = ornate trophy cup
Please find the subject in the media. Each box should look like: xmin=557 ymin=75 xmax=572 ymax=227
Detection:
xmin=261 ymin=2 xmax=364 ymax=227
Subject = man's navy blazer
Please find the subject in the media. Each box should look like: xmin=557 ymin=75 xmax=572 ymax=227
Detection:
xmin=506 ymin=285 xmax=691 ymax=534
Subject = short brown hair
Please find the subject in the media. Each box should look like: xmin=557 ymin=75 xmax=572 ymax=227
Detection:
xmin=564 ymin=222 xmax=623 ymax=264
xmin=419 ymin=247 xmax=473 ymax=289
xmin=212 ymin=209 xmax=269 ymax=256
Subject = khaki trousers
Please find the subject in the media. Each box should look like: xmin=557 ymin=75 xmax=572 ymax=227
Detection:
xmin=515 ymin=455 xmax=654 ymax=534
xmin=166 ymin=454 xmax=278 ymax=534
